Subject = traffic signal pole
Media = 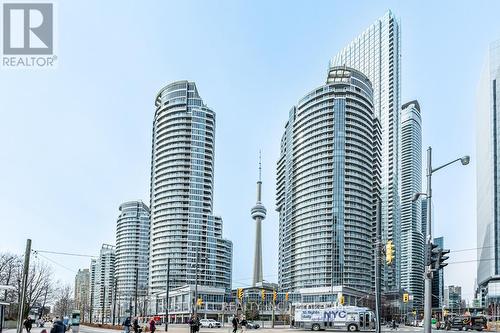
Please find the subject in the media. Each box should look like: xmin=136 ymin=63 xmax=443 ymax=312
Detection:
xmin=374 ymin=200 xmax=381 ymax=333
xmin=421 ymin=147 xmax=469 ymax=333
xmin=271 ymin=301 xmax=275 ymax=328
xmin=424 ymin=147 xmax=433 ymax=333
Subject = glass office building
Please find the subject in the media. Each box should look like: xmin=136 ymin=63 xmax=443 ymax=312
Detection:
xmin=400 ymin=101 xmax=424 ymax=307
xmin=444 ymin=285 xmax=462 ymax=311
xmin=477 ymin=40 xmax=500 ymax=304
xmin=330 ymin=11 xmax=401 ymax=291
xmin=276 ymin=66 xmax=381 ymax=297
xmin=115 ymin=201 xmax=150 ymax=312
xmin=149 ymin=81 xmax=232 ymax=294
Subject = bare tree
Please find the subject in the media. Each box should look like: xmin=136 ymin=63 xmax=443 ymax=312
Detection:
xmin=53 ymin=283 xmax=74 ymax=318
xmin=0 ymin=253 xmax=22 ymax=319
xmin=0 ymin=252 xmax=54 ymax=319
xmin=23 ymin=260 xmax=54 ymax=318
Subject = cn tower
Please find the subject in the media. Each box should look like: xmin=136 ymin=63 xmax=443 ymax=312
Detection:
xmin=251 ymin=152 xmax=267 ymax=287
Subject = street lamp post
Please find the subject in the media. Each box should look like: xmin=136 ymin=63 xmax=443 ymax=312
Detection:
xmin=414 ymin=147 xmax=469 ymax=333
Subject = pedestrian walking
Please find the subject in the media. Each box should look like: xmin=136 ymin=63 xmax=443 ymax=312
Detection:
xmin=23 ymin=317 xmax=32 ymax=333
xmin=240 ymin=316 xmax=247 ymax=333
xmin=50 ymin=317 xmax=65 ymax=333
xmin=194 ymin=315 xmax=200 ymax=333
xmin=189 ymin=315 xmax=199 ymax=333
xmin=132 ymin=317 xmax=139 ymax=333
xmin=149 ymin=318 xmax=156 ymax=333
xmin=123 ymin=317 xmax=131 ymax=333
xmin=231 ymin=316 xmax=239 ymax=333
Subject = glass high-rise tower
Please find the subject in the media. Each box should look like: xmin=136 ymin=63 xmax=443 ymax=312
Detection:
xmin=330 ymin=11 xmax=401 ymax=291
xmin=400 ymin=100 xmax=424 ymax=307
xmin=115 ymin=201 xmax=150 ymax=312
xmin=477 ymin=40 xmax=500 ymax=304
xmin=276 ymin=66 xmax=381 ymax=298
xmin=90 ymin=244 xmax=115 ymax=323
xmin=149 ymin=81 xmax=232 ymax=294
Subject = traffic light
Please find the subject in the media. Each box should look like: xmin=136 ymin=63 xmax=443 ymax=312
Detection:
xmin=426 ymin=242 xmax=439 ymax=267
xmin=261 ymin=289 xmax=266 ymax=301
xmin=426 ymin=242 xmax=450 ymax=271
xmin=339 ymin=295 xmax=345 ymax=305
xmin=197 ymin=298 xmax=203 ymax=306
xmin=386 ymin=240 xmax=395 ymax=265
xmin=403 ymin=293 xmax=409 ymax=303
xmin=237 ymin=288 xmax=244 ymax=300
xmin=434 ymin=248 xmax=450 ymax=271
xmin=273 ymin=290 xmax=277 ymax=303
xmin=285 ymin=292 xmax=289 ymax=301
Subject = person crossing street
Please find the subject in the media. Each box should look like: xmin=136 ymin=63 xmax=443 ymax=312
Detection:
xmin=231 ymin=316 xmax=239 ymax=333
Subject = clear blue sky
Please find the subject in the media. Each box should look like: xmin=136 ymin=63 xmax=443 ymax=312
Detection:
xmin=1 ymin=0 xmax=499 ymax=302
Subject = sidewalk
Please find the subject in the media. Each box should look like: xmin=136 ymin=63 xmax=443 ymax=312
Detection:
xmin=3 ymin=328 xmax=48 ymax=333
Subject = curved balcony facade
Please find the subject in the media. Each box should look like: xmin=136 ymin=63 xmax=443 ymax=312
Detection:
xmin=400 ymin=101 xmax=424 ymax=307
xmin=115 ymin=201 xmax=150 ymax=309
xmin=277 ymin=67 xmax=381 ymax=293
xmin=149 ymin=81 xmax=232 ymax=294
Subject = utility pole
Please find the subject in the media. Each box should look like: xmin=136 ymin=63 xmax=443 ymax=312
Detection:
xmin=102 ymin=285 xmax=106 ymax=324
xmin=112 ymin=278 xmax=117 ymax=325
xmin=134 ymin=268 xmax=138 ymax=317
xmin=17 ymin=239 xmax=31 ymax=333
xmin=375 ymin=200 xmax=381 ymax=333
xmin=165 ymin=258 xmax=170 ymax=331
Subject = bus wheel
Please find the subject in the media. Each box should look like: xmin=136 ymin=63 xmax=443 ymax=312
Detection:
xmin=311 ymin=324 xmax=321 ymax=331
xmin=348 ymin=324 xmax=358 ymax=332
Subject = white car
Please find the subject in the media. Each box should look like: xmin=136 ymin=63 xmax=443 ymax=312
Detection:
xmin=199 ymin=319 xmax=221 ymax=328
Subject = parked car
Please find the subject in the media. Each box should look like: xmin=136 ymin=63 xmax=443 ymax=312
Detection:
xmin=245 ymin=322 xmax=260 ymax=329
xmin=449 ymin=316 xmax=487 ymax=331
xmin=199 ymin=319 xmax=221 ymax=328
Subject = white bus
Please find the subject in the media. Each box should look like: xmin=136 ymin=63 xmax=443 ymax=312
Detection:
xmin=295 ymin=306 xmax=375 ymax=332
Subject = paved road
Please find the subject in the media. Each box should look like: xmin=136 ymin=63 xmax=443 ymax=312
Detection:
xmin=76 ymin=325 xmax=433 ymax=333
xmin=2 ymin=325 xmax=436 ymax=333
